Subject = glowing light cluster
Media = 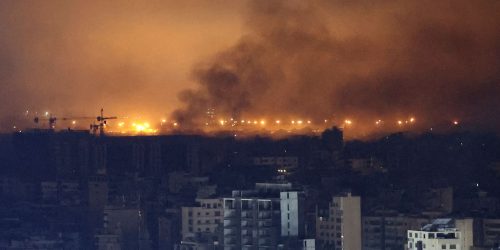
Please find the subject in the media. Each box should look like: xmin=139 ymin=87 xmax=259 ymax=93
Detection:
xmin=107 ymin=121 xmax=161 ymax=135
xmin=132 ymin=122 xmax=157 ymax=133
xmin=209 ymin=117 xmax=318 ymax=128
xmin=396 ymin=116 xmax=416 ymax=126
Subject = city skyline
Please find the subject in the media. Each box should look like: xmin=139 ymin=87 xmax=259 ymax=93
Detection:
xmin=1 ymin=0 xmax=499 ymax=137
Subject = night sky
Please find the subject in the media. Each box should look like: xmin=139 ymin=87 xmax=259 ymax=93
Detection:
xmin=1 ymin=0 xmax=499 ymax=135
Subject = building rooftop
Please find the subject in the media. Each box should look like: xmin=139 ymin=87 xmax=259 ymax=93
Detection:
xmin=421 ymin=218 xmax=455 ymax=232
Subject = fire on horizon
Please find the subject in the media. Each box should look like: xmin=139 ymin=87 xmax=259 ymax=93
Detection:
xmin=14 ymin=107 xmax=467 ymax=139
xmin=0 ymin=0 xmax=499 ymax=137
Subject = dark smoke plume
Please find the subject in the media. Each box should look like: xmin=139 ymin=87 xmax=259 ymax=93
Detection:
xmin=174 ymin=0 xmax=500 ymax=134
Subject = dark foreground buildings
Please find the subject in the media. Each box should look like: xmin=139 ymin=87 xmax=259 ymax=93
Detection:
xmin=0 ymin=128 xmax=499 ymax=249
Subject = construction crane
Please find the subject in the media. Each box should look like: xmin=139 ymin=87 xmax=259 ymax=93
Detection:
xmin=33 ymin=114 xmax=58 ymax=129
xmin=33 ymin=114 xmax=94 ymax=130
xmin=92 ymin=108 xmax=117 ymax=137
xmin=33 ymin=108 xmax=117 ymax=136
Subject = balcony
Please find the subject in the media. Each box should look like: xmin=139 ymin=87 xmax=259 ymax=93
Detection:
xmin=241 ymin=211 xmax=253 ymax=218
xmin=241 ymin=229 xmax=252 ymax=236
xmin=223 ymin=238 xmax=238 ymax=246
xmin=258 ymin=220 xmax=273 ymax=227
xmin=241 ymin=220 xmax=254 ymax=228
xmin=258 ymin=238 xmax=272 ymax=246
xmin=224 ymin=209 xmax=237 ymax=218
xmin=224 ymin=219 xmax=238 ymax=227
xmin=224 ymin=228 xmax=237 ymax=236
xmin=241 ymin=235 xmax=253 ymax=245
xmin=258 ymin=211 xmax=272 ymax=219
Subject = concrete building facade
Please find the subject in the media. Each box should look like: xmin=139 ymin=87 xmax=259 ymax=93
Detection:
xmin=316 ymin=193 xmax=361 ymax=250
xmin=280 ymin=191 xmax=306 ymax=238
xmin=362 ymin=214 xmax=430 ymax=250
xmin=181 ymin=198 xmax=223 ymax=240
xmin=407 ymin=218 xmax=473 ymax=250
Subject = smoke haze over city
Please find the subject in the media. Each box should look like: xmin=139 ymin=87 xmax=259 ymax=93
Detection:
xmin=2 ymin=2 xmax=500 ymax=249
xmin=1 ymin=0 xmax=499 ymax=136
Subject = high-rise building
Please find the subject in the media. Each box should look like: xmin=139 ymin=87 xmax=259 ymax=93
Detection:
xmin=316 ymin=193 xmax=361 ymax=250
xmin=221 ymin=183 xmax=295 ymax=250
xmin=407 ymin=218 xmax=473 ymax=250
xmin=181 ymin=198 xmax=223 ymax=240
xmin=100 ymin=205 xmax=150 ymax=250
xmin=222 ymin=194 xmax=281 ymax=249
xmin=475 ymin=218 xmax=500 ymax=248
xmin=299 ymin=239 xmax=316 ymax=250
xmin=362 ymin=212 xmax=430 ymax=250
xmin=280 ymin=191 xmax=306 ymax=238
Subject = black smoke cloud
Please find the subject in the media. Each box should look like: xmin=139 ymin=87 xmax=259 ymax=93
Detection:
xmin=174 ymin=0 xmax=500 ymax=133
